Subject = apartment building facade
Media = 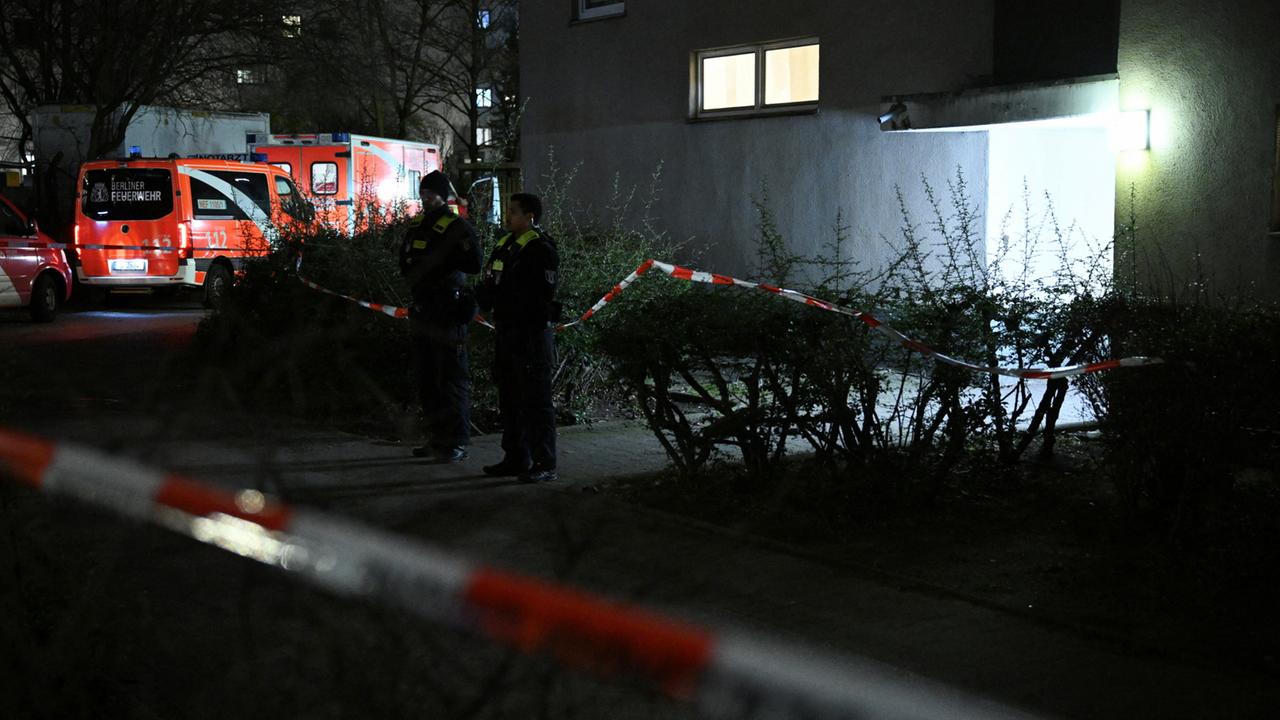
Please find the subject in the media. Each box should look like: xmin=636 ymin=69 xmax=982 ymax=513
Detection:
xmin=520 ymin=0 xmax=1280 ymax=298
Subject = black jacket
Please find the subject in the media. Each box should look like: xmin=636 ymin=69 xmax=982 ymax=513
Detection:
xmin=398 ymin=206 xmax=482 ymax=304
xmin=477 ymin=228 xmax=560 ymax=330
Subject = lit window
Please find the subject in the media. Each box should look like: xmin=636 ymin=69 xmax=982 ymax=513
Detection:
xmin=282 ymin=15 xmax=302 ymax=38
xmin=694 ymin=39 xmax=820 ymax=118
xmin=764 ymin=44 xmax=820 ymax=106
xmin=477 ymin=128 xmax=493 ymax=146
xmin=476 ymin=87 xmax=493 ymax=109
xmin=576 ymin=0 xmax=624 ymax=21
xmin=408 ymin=170 xmax=421 ymax=198
xmin=478 ymin=9 xmax=491 ymax=28
xmin=701 ymin=53 xmax=756 ymax=111
xmin=236 ymin=69 xmax=264 ymax=85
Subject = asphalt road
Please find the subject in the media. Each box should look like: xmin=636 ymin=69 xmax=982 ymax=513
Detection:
xmin=2 ymin=299 xmax=1278 ymax=720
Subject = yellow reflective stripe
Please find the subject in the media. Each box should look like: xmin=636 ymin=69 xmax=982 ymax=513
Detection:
xmin=489 ymin=230 xmax=538 ymax=273
xmin=412 ymin=239 xmax=428 ymax=249
xmin=433 ymin=213 xmax=459 ymax=234
xmin=497 ymin=230 xmax=539 ymax=250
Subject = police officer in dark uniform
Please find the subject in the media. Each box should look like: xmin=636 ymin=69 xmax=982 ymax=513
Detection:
xmin=477 ymin=193 xmax=560 ymax=482
xmin=399 ymin=170 xmax=482 ymax=462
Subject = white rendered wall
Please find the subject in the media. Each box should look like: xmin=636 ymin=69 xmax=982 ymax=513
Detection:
xmin=520 ymin=0 xmax=995 ymax=280
xmin=986 ymin=123 xmax=1114 ymax=292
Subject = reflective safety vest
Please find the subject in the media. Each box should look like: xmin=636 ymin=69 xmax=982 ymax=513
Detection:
xmin=409 ymin=212 xmax=460 ymax=251
xmin=487 ymin=229 xmax=539 ymax=276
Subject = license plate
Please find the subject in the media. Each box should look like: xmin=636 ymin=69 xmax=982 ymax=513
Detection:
xmin=110 ymin=259 xmax=148 ymax=273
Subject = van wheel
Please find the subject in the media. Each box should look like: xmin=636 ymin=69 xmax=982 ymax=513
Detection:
xmin=29 ymin=273 xmax=59 ymax=322
xmin=203 ymin=264 xmax=233 ymax=310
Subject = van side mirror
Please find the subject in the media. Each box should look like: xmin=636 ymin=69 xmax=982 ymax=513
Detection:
xmin=284 ymin=195 xmax=315 ymax=222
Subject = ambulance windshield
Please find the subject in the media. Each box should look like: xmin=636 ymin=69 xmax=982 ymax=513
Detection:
xmin=81 ymin=168 xmax=174 ymax=220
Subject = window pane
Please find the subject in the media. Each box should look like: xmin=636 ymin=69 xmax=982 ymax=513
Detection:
xmin=311 ymin=162 xmax=338 ymax=195
xmin=191 ymin=171 xmax=270 ymax=220
xmin=81 ymin=168 xmax=174 ymax=220
xmin=0 ymin=199 xmax=25 ymax=234
xmin=702 ymin=53 xmax=756 ymax=111
xmin=765 ymin=44 xmax=819 ymax=105
xmin=578 ymin=0 xmax=624 ymax=20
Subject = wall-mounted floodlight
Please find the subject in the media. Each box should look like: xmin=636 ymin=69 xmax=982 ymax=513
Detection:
xmin=1111 ymin=109 xmax=1150 ymax=151
xmin=878 ymin=102 xmax=909 ymax=128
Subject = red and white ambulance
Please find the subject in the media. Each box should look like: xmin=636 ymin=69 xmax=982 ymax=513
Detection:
xmin=247 ymin=132 xmax=456 ymax=231
xmin=0 ymin=194 xmax=72 ymax=321
xmin=71 ymin=157 xmax=307 ymax=307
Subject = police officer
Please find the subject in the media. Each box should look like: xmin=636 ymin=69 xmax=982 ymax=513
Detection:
xmin=477 ymin=193 xmax=560 ymax=482
xmin=399 ymin=170 xmax=482 ymax=462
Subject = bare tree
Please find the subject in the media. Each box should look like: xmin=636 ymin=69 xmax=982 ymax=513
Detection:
xmin=261 ymin=0 xmax=520 ymax=162
xmin=0 ymin=0 xmax=291 ymax=225
xmin=349 ymin=0 xmax=458 ymax=139
xmin=0 ymin=0 xmax=287 ymax=160
xmin=432 ymin=0 xmax=518 ymax=164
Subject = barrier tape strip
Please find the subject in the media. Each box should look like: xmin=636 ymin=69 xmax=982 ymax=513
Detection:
xmin=299 ymin=277 xmax=409 ymax=319
xmin=296 ymin=257 xmax=1161 ymax=380
xmin=642 ymin=260 xmax=1163 ymax=380
xmin=0 ymin=240 xmax=68 ymax=250
xmin=0 ymin=428 xmax=1034 ymax=720
xmin=0 ymin=241 xmax=268 ymax=254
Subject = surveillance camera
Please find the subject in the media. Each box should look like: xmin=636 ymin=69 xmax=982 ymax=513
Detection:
xmin=878 ymin=103 xmax=908 ymax=126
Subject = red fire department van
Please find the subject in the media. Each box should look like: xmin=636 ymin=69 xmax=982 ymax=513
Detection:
xmin=248 ymin=132 xmax=457 ymax=231
xmin=0 ymin=194 xmax=72 ymax=321
xmin=72 ymin=157 xmax=307 ymax=307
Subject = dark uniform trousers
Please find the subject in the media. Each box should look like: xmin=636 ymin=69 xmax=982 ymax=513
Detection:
xmin=495 ymin=325 xmax=556 ymax=469
xmin=411 ymin=298 xmax=471 ymax=449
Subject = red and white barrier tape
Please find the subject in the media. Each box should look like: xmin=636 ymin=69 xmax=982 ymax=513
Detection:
xmin=0 ymin=240 xmax=68 ymax=250
xmin=298 ymin=276 xmax=410 ymax=319
xmin=0 ymin=428 xmax=1034 ymax=720
xmin=296 ymin=274 xmax=496 ymax=328
xmin=554 ymin=257 xmax=657 ymax=331
xmin=0 ymin=241 xmax=270 ymax=253
xmin=296 ymin=256 xmax=1160 ymax=380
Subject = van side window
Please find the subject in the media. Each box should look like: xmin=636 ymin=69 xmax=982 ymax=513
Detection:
xmin=312 ymin=162 xmax=339 ymax=195
xmin=408 ymin=170 xmax=421 ymax=199
xmin=275 ymin=176 xmax=313 ymax=221
xmin=0 ymin=200 xmax=27 ymax=236
xmin=271 ymin=162 xmax=293 ymax=176
xmin=190 ymin=171 xmax=271 ymax=220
